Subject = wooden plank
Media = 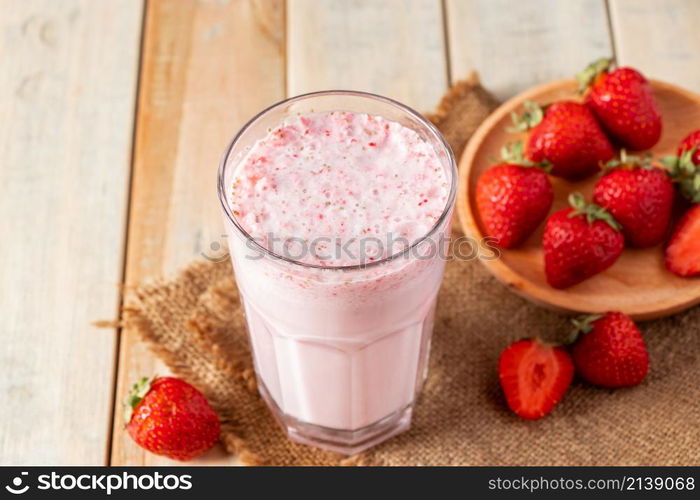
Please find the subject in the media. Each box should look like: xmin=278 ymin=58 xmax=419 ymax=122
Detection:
xmin=445 ymin=0 xmax=612 ymax=100
xmin=111 ymin=0 xmax=286 ymax=465
xmin=608 ymin=0 xmax=700 ymax=93
xmin=287 ymin=0 xmax=448 ymax=111
xmin=0 ymin=0 xmax=143 ymax=464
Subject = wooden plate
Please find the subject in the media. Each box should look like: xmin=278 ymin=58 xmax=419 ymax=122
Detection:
xmin=457 ymin=78 xmax=700 ymax=320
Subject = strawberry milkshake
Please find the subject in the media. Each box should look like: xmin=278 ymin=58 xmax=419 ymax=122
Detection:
xmin=218 ymin=91 xmax=456 ymax=454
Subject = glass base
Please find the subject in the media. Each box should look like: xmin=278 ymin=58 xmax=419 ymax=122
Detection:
xmin=258 ymin=380 xmax=413 ymax=455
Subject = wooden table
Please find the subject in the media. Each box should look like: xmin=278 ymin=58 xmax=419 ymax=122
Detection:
xmin=2 ymin=0 xmax=699 ymax=466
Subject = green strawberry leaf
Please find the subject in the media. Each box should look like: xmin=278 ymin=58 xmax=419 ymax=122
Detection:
xmin=507 ymin=101 xmax=544 ymax=133
xmin=496 ymin=141 xmax=550 ymax=171
xmin=660 ymin=155 xmax=679 ymax=169
xmin=576 ymin=57 xmax=612 ymax=93
xmin=604 ymin=149 xmax=653 ymax=171
xmin=567 ymin=192 xmax=621 ymax=231
xmin=123 ymin=376 xmax=155 ymax=426
xmin=667 ymin=146 xmax=700 ymax=202
xmin=500 ymin=141 xmax=527 ymax=163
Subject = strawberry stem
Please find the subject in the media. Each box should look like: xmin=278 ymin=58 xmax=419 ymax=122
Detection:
xmin=568 ymin=192 xmax=621 ymax=231
xmin=576 ymin=57 xmax=613 ymax=93
xmin=566 ymin=314 xmax=605 ymax=344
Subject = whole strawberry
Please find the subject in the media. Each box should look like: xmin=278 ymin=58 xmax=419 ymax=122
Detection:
xmin=662 ymin=129 xmax=700 ymax=203
xmin=593 ymin=151 xmax=674 ymax=247
xmin=498 ymin=338 xmax=573 ymax=420
xmin=511 ymin=100 xmax=614 ymax=180
xmin=543 ymin=193 xmax=624 ymax=289
xmin=665 ymin=204 xmax=700 ymax=277
xmin=476 ymin=142 xmax=553 ymax=248
xmin=125 ymin=376 xmax=220 ymax=461
xmin=571 ymin=312 xmax=649 ymax=387
xmin=578 ymin=58 xmax=661 ymax=150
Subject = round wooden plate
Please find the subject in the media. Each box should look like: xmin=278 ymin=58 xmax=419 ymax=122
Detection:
xmin=457 ymin=78 xmax=700 ymax=320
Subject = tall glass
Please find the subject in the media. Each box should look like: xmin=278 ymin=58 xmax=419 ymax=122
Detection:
xmin=218 ymin=91 xmax=456 ymax=454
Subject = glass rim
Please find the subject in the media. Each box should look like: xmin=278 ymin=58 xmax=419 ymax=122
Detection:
xmin=217 ymin=90 xmax=457 ymax=272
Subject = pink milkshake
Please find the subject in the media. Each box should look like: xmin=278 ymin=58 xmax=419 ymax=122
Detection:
xmin=218 ymin=92 xmax=456 ymax=454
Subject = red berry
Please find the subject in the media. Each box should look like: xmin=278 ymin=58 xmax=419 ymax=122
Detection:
xmin=579 ymin=59 xmax=662 ymax=150
xmin=543 ymin=194 xmax=624 ymax=289
xmin=677 ymin=129 xmax=700 ymax=166
xmin=476 ymin=159 xmax=553 ymax=248
xmin=593 ymin=154 xmax=674 ymax=247
xmin=125 ymin=376 xmax=220 ymax=461
xmin=665 ymin=204 xmax=700 ymax=277
xmin=524 ymin=101 xmax=614 ymax=179
xmin=571 ymin=312 xmax=649 ymax=388
xmin=498 ymin=338 xmax=574 ymax=420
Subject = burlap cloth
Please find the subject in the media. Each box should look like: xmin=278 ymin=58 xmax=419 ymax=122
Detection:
xmin=123 ymin=74 xmax=700 ymax=466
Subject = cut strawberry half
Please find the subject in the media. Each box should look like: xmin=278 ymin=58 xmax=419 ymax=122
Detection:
xmin=665 ymin=204 xmax=700 ymax=277
xmin=498 ymin=338 xmax=574 ymax=420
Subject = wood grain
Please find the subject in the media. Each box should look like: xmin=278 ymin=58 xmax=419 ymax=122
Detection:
xmin=457 ymin=79 xmax=700 ymax=320
xmin=287 ymin=0 xmax=448 ymax=110
xmin=608 ymin=0 xmax=700 ymax=92
xmin=110 ymin=0 xmax=286 ymax=465
xmin=445 ymin=0 xmax=613 ymax=99
xmin=3 ymin=0 xmax=698 ymax=467
xmin=0 ymin=0 xmax=143 ymax=464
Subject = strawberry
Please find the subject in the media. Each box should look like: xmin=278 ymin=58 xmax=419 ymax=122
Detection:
xmin=678 ymin=129 xmax=700 ymax=165
xmin=662 ymin=129 xmax=700 ymax=203
xmin=578 ymin=58 xmax=661 ymax=150
xmin=571 ymin=312 xmax=649 ymax=387
xmin=124 ymin=376 xmax=220 ymax=461
xmin=476 ymin=142 xmax=553 ymax=248
xmin=543 ymin=193 xmax=624 ymax=289
xmin=593 ymin=151 xmax=674 ymax=247
xmin=665 ymin=204 xmax=700 ymax=277
xmin=510 ymin=100 xmax=614 ymax=180
xmin=498 ymin=338 xmax=574 ymax=420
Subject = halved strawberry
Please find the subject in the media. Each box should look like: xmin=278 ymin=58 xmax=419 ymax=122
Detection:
xmin=665 ymin=204 xmax=700 ymax=277
xmin=498 ymin=338 xmax=574 ymax=420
